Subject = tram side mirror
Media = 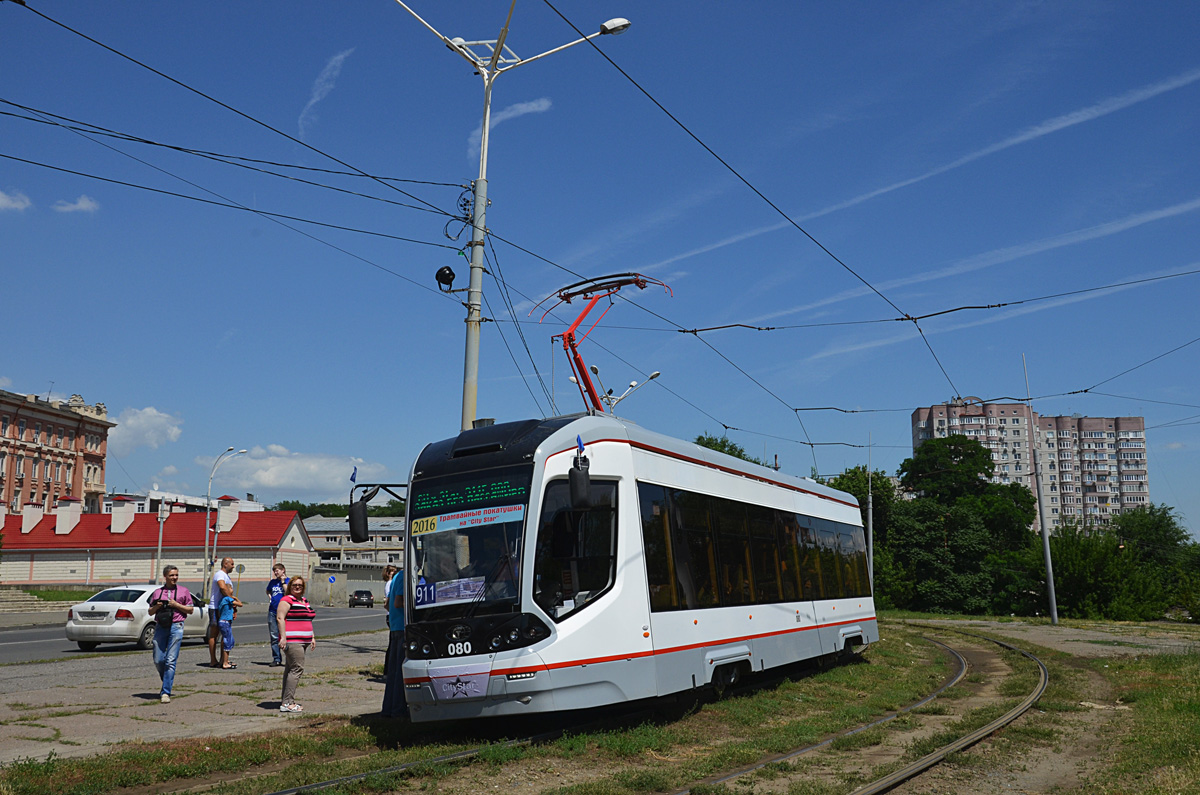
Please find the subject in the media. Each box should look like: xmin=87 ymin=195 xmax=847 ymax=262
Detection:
xmin=348 ymin=499 xmax=369 ymax=543
xmin=569 ymin=454 xmax=591 ymax=510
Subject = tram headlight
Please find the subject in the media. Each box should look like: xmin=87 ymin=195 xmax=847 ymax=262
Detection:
xmin=408 ymin=640 xmax=419 ymax=653
xmin=421 ymin=642 xmax=433 ymax=655
xmin=490 ymin=635 xmax=503 ymax=650
xmin=507 ymin=628 xmax=521 ymax=643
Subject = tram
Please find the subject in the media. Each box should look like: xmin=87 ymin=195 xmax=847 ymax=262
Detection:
xmin=397 ymin=412 xmax=878 ymax=722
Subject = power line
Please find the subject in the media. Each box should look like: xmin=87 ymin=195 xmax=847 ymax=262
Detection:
xmin=0 ymin=98 xmax=461 ymax=192
xmin=542 ymin=0 xmax=961 ymax=401
xmin=0 ymin=152 xmax=460 ymax=256
xmin=13 ymin=1 xmax=450 ymax=216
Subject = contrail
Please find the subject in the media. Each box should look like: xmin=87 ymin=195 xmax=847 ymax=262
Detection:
xmin=299 ymin=48 xmax=356 ymax=140
xmin=642 ymin=66 xmax=1200 ymax=272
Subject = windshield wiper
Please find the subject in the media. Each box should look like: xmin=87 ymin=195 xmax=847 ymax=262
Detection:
xmin=463 ymin=550 xmax=518 ymax=619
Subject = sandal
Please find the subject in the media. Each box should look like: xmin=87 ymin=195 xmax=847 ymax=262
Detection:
xmin=222 ymin=663 xmax=237 ymax=669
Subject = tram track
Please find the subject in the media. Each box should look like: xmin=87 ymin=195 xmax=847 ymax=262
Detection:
xmin=674 ymin=630 xmax=1048 ymax=795
xmin=239 ymin=640 xmax=970 ymax=795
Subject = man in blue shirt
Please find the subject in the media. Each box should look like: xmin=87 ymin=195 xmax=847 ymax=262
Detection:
xmin=381 ymin=569 xmax=407 ymax=718
xmin=265 ymin=564 xmax=287 ymax=666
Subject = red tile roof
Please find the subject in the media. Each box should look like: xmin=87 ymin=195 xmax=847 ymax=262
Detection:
xmin=0 ymin=511 xmax=300 ymax=550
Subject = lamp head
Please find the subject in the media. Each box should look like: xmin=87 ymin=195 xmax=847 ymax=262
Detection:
xmin=436 ymin=266 xmax=456 ymax=291
xmin=590 ymin=365 xmax=600 ymax=375
xmin=237 ymin=449 xmax=248 ymax=455
xmin=600 ymin=17 xmax=631 ymax=35
xmin=649 ymin=371 xmax=661 ymax=380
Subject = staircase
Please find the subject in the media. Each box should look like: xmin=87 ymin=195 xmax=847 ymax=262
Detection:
xmin=0 ymin=589 xmax=71 ymax=614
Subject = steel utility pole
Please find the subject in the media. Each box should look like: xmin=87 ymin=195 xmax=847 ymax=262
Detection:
xmin=1024 ymin=354 xmax=1058 ymax=624
xmin=391 ymin=2 xmax=630 ymax=431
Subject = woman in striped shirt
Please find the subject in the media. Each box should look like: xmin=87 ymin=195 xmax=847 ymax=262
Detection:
xmin=277 ymin=576 xmax=316 ymax=713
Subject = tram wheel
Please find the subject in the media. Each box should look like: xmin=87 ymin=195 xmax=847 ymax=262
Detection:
xmin=711 ymin=663 xmax=742 ymax=699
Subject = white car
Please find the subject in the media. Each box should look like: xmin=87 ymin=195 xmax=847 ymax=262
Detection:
xmin=65 ymin=583 xmax=209 ymax=651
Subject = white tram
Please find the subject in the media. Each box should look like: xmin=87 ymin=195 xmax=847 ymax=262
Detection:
xmin=400 ymin=413 xmax=878 ymax=722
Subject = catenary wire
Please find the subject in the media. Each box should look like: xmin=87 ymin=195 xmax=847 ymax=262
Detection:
xmin=12 ymin=1 xmax=454 ymax=217
xmin=0 ymin=100 xmax=460 ymax=215
xmin=542 ymin=0 xmax=961 ymax=401
xmin=481 ymin=290 xmax=549 ymax=418
xmin=483 ymin=239 xmax=554 ymax=409
xmin=0 ymin=152 xmax=460 ymax=259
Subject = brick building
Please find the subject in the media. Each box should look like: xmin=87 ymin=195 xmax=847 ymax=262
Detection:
xmin=0 ymin=390 xmax=114 ymax=514
xmin=911 ymin=398 xmax=1148 ymax=529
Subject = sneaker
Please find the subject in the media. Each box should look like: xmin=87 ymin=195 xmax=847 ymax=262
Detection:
xmin=161 ymin=694 xmax=170 ymax=704
xmin=279 ymin=703 xmax=303 ymax=713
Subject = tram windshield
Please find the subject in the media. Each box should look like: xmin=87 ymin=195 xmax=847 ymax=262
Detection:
xmin=408 ymin=465 xmax=532 ymax=620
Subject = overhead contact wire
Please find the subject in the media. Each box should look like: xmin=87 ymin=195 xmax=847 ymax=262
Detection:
xmin=14 ymin=2 xmax=454 ymax=217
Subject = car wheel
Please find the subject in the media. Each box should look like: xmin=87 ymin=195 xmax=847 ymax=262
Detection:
xmin=77 ymin=641 xmax=99 ymax=652
xmin=136 ymin=623 xmax=155 ymax=650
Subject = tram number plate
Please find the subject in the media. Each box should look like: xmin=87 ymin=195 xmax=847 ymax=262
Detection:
xmin=447 ymin=641 xmax=472 ymax=656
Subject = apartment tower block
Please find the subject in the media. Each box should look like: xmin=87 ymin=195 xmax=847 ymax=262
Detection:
xmin=911 ymin=399 xmax=1148 ymax=529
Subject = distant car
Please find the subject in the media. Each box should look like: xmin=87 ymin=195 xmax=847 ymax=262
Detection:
xmin=348 ymin=589 xmax=375 ymax=608
xmin=65 ymin=583 xmax=208 ymax=652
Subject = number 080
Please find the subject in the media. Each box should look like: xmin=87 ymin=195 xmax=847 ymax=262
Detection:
xmin=448 ymin=641 xmax=472 ymax=656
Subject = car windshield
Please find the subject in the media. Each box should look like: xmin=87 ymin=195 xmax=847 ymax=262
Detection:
xmin=408 ymin=464 xmax=532 ymax=620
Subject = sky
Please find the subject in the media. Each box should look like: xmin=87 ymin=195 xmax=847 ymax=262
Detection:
xmin=1 ymin=1 xmax=1197 ymax=532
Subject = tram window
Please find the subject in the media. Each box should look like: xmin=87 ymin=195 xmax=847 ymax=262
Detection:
xmin=795 ymin=514 xmax=822 ymax=600
xmin=775 ymin=511 xmax=803 ymax=600
xmin=638 ymin=483 xmax=679 ymax=611
xmin=748 ymin=505 xmax=781 ymax=603
xmin=713 ymin=499 xmax=752 ymax=606
xmin=533 ymin=480 xmax=618 ymax=621
xmin=814 ymin=519 xmax=844 ymax=599
xmin=837 ymin=533 xmax=862 ymax=596
xmin=671 ymin=490 xmax=720 ymax=609
xmin=839 ymin=527 xmax=871 ymax=597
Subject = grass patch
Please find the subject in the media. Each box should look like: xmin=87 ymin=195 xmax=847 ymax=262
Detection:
xmin=829 ymin=727 xmax=885 ymax=751
xmin=1083 ymin=652 xmax=1200 ymax=793
xmin=21 ymin=588 xmax=99 ymax=602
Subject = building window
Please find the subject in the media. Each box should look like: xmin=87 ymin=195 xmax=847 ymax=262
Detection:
xmin=67 ymin=430 xmax=75 ymax=448
xmin=18 ymin=419 xmax=26 ymax=439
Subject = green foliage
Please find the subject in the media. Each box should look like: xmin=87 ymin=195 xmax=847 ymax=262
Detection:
xmin=899 ymin=435 xmax=994 ymax=502
xmin=1049 ymin=523 xmax=1171 ymax=620
xmin=270 ymin=499 xmax=405 ymax=519
xmin=826 ymin=466 xmax=896 ymax=546
xmin=693 ymin=433 xmax=769 ymax=467
xmin=885 ymin=498 xmax=998 ymax=613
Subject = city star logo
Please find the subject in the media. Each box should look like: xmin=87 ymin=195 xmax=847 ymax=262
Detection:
xmin=443 ymin=676 xmax=481 ymax=698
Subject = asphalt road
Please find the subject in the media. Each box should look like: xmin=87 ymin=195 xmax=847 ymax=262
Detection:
xmin=0 ymin=606 xmax=388 ymax=667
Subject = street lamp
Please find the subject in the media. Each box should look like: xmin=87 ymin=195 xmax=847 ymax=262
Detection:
xmin=393 ymin=1 xmax=631 ymax=431
xmin=201 ymin=447 xmax=247 ymax=601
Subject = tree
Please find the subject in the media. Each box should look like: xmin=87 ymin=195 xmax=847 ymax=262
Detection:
xmin=694 ymin=433 xmax=768 ymax=467
xmin=899 ymin=436 xmax=994 ymax=502
xmin=827 ymin=465 xmax=897 ymax=547
xmin=1048 ymin=523 xmax=1170 ymax=621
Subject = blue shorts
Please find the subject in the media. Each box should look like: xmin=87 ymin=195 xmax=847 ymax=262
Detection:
xmin=218 ymin=620 xmax=234 ymax=652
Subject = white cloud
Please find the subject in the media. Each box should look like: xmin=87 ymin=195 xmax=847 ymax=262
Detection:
xmin=298 ymin=48 xmax=356 ymax=140
xmin=107 ymin=407 xmax=184 ymax=457
xmin=755 ymin=196 xmax=1200 ymax=323
xmin=468 ymin=98 xmax=552 ymax=159
xmin=0 ymin=189 xmax=31 ymax=212
xmin=156 ymin=465 xmax=179 ymax=478
xmin=215 ymin=445 xmax=388 ymax=500
xmin=1165 ymin=442 xmax=1186 ymax=450
xmin=53 ymin=195 xmax=100 ymax=213
xmin=0 ymin=377 xmax=11 ymax=388
xmin=642 ymin=66 xmax=1200 ymax=274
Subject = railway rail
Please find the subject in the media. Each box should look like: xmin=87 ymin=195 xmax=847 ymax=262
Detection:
xmin=675 ymin=629 xmax=1048 ymax=795
xmin=186 ymin=631 xmax=1038 ymax=795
